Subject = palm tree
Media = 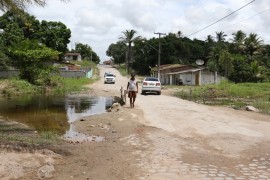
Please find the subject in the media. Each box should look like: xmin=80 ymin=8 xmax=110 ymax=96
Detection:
xmin=205 ymin=35 xmax=214 ymax=44
xmin=244 ymin=33 xmax=264 ymax=58
xmin=215 ymin=31 xmax=227 ymax=42
xmin=177 ymin=31 xmax=182 ymax=38
xmin=0 ymin=0 xmax=67 ymax=12
xmin=231 ymin=30 xmax=246 ymax=53
xmin=0 ymin=0 xmax=45 ymax=11
xmin=119 ymin=29 xmax=141 ymax=73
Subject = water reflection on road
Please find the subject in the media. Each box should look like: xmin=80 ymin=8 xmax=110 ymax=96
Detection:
xmin=64 ymin=96 xmax=111 ymax=142
xmin=0 ymin=95 xmax=113 ymax=141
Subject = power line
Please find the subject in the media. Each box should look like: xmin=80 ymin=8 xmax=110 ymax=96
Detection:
xmin=187 ymin=0 xmax=256 ymax=37
xmin=217 ymin=8 xmax=270 ymax=32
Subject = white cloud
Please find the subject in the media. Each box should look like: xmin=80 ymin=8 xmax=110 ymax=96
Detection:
xmin=75 ymin=9 xmax=116 ymax=34
xmin=24 ymin=0 xmax=270 ymax=61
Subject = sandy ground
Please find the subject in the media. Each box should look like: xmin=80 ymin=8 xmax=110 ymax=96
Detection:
xmin=1 ymin=64 xmax=270 ymax=179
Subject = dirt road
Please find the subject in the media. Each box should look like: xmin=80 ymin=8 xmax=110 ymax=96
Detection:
xmin=1 ymin=65 xmax=270 ymax=179
xmin=87 ymin=65 xmax=270 ymax=179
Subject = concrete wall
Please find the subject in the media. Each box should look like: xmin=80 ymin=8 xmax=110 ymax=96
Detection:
xmin=0 ymin=70 xmax=20 ymax=78
xmin=58 ymin=70 xmax=86 ymax=78
xmin=0 ymin=69 xmax=92 ymax=79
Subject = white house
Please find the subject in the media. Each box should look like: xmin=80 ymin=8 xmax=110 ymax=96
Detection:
xmin=64 ymin=53 xmax=82 ymax=61
xmin=152 ymin=64 xmax=222 ymax=86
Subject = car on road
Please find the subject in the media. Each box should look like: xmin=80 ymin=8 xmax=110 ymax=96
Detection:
xmin=104 ymin=73 xmax=116 ymax=84
xmin=141 ymin=77 xmax=161 ymax=95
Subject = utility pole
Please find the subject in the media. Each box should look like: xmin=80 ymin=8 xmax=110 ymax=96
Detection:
xmin=154 ymin=32 xmax=166 ymax=80
xmin=90 ymin=52 xmax=93 ymax=62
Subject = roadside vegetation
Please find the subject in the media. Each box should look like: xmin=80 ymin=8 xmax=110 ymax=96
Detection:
xmin=0 ymin=119 xmax=61 ymax=150
xmin=0 ymin=60 xmax=99 ymax=96
xmin=0 ymin=76 xmax=96 ymax=96
xmin=171 ymin=80 xmax=270 ymax=114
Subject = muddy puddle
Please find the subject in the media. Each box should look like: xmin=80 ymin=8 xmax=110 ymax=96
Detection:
xmin=0 ymin=95 xmax=113 ymax=142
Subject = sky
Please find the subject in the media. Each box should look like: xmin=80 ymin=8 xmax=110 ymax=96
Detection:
xmin=27 ymin=0 xmax=270 ymax=62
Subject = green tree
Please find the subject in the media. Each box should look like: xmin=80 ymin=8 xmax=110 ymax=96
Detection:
xmin=0 ymin=23 xmax=24 ymax=46
xmin=229 ymin=54 xmax=251 ymax=83
xmin=106 ymin=42 xmax=126 ymax=65
xmin=39 ymin=20 xmax=71 ymax=54
xmin=219 ymin=49 xmax=233 ymax=78
xmin=71 ymin=43 xmax=100 ymax=64
xmin=119 ymin=29 xmax=141 ymax=73
xmin=9 ymin=39 xmax=59 ymax=84
xmin=0 ymin=38 xmax=10 ymax=70
xmin=0 ymin=10 xmax=71 ymax=59
xmin=205 ymin=35 xmax=214 ymax=44
xmin=231 ymin=30 xmax=246 ymax=54
xmin=215 ymin=31 xmax=227 ymax=42
xmin=244 ymin=33 xmax=264 ymax=59
xmin=0 ymin=10 xmax=41 ymax=40
xmin=73 ymin=43 xmax=92 ymax=60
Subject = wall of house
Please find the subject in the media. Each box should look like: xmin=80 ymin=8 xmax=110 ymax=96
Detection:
xmin=179 ymin=73 xmax=194 ymax=85
xmin=201 ymin=70 xmax=222 ymax=84
xmin=161 ymin=70 xmax=223 ymax=86
xmin=65 ymin=55 xmax=82 ymax=61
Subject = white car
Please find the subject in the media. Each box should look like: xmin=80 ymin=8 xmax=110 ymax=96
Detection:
xmin=104 ymin=73 xmax=116 ymax=84
xmin=141 ymin=77 xmax=161 ymax=95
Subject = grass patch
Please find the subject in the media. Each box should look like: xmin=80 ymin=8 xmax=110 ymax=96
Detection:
xmin=172 ymin=80 xmax=270 ymax=114
xmin=1 ymin=75 xmax=99 ymax=96
xmin=114 ymin=64 xmax=128 ymax=77
xmin=50 ymin=76 xmax=95 ymax=95
xmin=0 ymin=120 xmax=62 ymax=148
xmin=0 ymin=79 xmax=39 ymax=96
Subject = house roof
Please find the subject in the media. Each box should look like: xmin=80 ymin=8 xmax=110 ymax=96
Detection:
xmin=152 ymin=64 xmax=188 ymax=71
xmin=65 ymin=52 xmax=81 ymax=56
xmin=166 ymin=67 xmax=205 ymax=75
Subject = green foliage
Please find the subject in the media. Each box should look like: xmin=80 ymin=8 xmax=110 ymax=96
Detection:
xmin=106 ymin=42 xmax=126 ymax=65
xmin=106 ymin=29 xmax=270 ymax=83
xmin=39 ymin=20 xmax=71 ymax=54
xmin=70 ymin=43 xmax=100 ymax=63
xmin=0 ymin=10 xmax=41 ymax=41
xmin=51 ymin=77 xmax=93 ymax=95
xmin=119 ymin=29 xmax=141 ymax=73
xmin=0 ymin=51 xmax=10 ymax=70
xmin=0 ymin=23 xmax=24 ymax=46
xmin=9 ymin=39 xmax=60 ymax=84
xmin=115 ymin=64 xmax=128 ymax=76
xmin=1 ymin=79 xmax=38 ymax=96
xmin=0 ymin=10 xmax=71 ymax=55
xmin=39 ymin=131 xmax=61 ymax=143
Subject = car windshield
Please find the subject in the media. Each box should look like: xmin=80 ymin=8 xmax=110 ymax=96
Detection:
xmin=145 ymin=77 xmax=159 ymax=81
xmin=106 ymin=74 xmax=114 ymax=77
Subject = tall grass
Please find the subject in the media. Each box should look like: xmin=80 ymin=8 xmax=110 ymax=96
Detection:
xmin=115 ymin=64 xmax=128 ymax=77
xmin=173 ymin=80 xmax=270 ymax=114
xmin=51 ymin=76 xmax=95 ymax=95
xmin=1 ymin=78 xmax=38 ymax=96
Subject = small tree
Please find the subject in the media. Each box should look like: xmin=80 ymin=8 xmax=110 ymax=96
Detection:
xmin=9 ymin=40 xmax=59 ymax=85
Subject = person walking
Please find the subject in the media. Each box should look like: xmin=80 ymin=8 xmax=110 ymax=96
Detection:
xmin=127 ymin=73 xmax=138 ymax=108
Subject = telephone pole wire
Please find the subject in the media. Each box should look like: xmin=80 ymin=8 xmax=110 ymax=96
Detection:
xmin=154 ymin=32 xmax=166 ymax=80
